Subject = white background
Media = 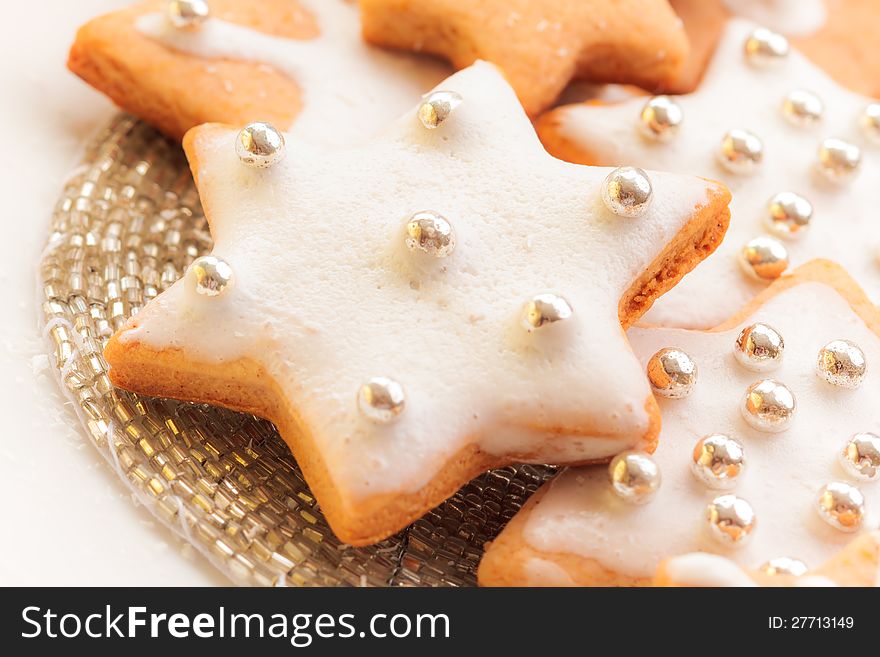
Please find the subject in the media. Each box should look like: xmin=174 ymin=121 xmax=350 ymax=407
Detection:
xmin=0 ymin=0 xmax=227 ymax=585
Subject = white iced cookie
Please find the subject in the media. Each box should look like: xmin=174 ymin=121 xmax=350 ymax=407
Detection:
xmin=104 ymin=62 xmax=730 ymax=546
xmin=538 ymin=19 xmax=880 ymax=329
xmin=721 ymin=0 xmax=826 ymax=35
xmin=479 ymin=262 xmax=880 ymax=586
xmin=135 ymin=0 xmax=449 ymax=145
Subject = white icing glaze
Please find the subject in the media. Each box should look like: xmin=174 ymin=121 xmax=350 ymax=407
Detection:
xmin=136 ymin=0 xmax=449 ymax=145
xmin=119 ymin=62 xmax=717 ymax=501
xmin=553 ymin=19 xmax=880 ymax=328
xmin=722 ymin=0 xmax=826 ymax=35
xmin=664 ymin=553 xmax=757 ymax=586
xmin=522 ymin=282 xmax=880 ymax=579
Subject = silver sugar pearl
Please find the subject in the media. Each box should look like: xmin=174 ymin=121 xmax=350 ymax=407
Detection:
xmin=418 ymin=90 xmax=462 ymax=129
xmin=601 ymin=166 xmax=653 ymax=218
xmin=166 ymin=0 xmax=210 ymax=30
xmin=739 ymin=236 xmax=789 ymax=281
xmin=357 ymin=377 xmax=405 ymax=423
xmin=744 ymin=27 xmax=790 ymax=66
xmin=741 ymin=379 xmax=796 ymax=433
xmin=190 ymin=255 xmax=233 ymax=297
xmin=760 ymin=557 xmax=808 ymax=577
xmin=706 ymin=494 xmax=756 ymax=546
xmin=840 ymin=432 xmax=880 ymax=481
xmin=816 ymin=339 xmax=866 ymax=388
xmin=816 ymin=481 xmax=865 ymax=532
xmin=638 ymin=95 xmax=683 ymax=142
xmin=405 ymin=211 xmax=455 ymax=258
xmin=860 ymin=103 xmax=880 ymax=144
xmin=718 ymin=129 xmax=764 ymax=174
xmin=781 ymin=90 xmax=824 ymax=127
xmin=692 ymin=434 xmax=746 ymax=490
xmin=765 ymin=191 xmax=813 ymax=239
xmin=816 ymin=138 xmax=861 ymax=183
xmin=608 ymin=451 xmax=661 ymax=504
xmin=840 ymin=433 xmax=880 ymax=481
xmin=236 ymin=122 xmax=286 ymax=168
xmin=647 ymin=347 xmax=697 ymax=399
xmin=522 ymin=294 xmax=572 ymax=331
xmin=734 ymin=322 xmax=784 ymax=371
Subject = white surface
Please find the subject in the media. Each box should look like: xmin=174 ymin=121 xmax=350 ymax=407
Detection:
xmin=0 ymin=0 xmax=227 ymax=586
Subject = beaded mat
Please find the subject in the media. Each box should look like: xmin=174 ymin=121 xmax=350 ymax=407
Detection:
xmin=38 ymin=115 xmax=556 ymax=586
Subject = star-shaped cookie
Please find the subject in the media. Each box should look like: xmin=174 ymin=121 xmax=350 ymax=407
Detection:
xmin=359 ymin=0 xmax=689 ymax=117
xmin=69 ymin=0 xmax=449 ymax=141
xmin=538 ymin=19 xmax=880 ymax=329
xmin=103 ymin=62 xmax=730 ymax=545
xmin=670 ymin=0 xmax=880 ymax=97
xmin=479 ymin=261 xmax=880 ymax=586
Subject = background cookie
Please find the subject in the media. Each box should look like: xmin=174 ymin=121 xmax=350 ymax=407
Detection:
xmin=69 ymin=0 xmax=448 ymax=141
xmin=537 ymin=19 xmax=880 ymax=329
xmin=104 ymin=63 xmax=730 ymax=546
xmin=69 ymin=0 xmax=313 ymax=139
xmin=479 ymin=261 xmax=880 ymax=586
xmin=670 ymin=0 xmax=880 ymax=97
xmin=359 ymin=0 xmax=689 ymax=116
